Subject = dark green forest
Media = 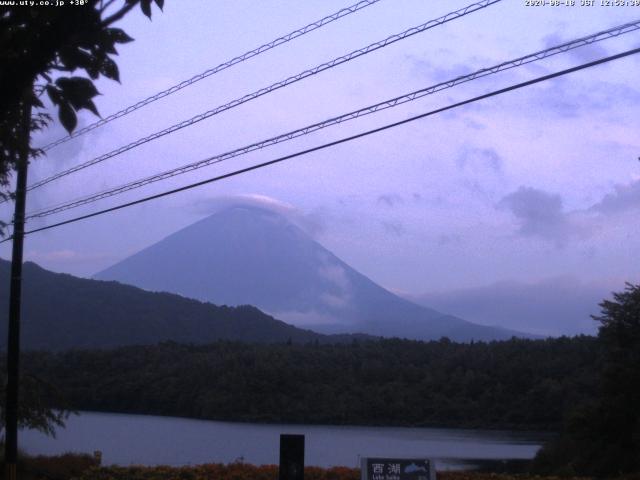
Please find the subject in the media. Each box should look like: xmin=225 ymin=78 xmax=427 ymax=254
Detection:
xmin=20 ymin=336 xmax=599 ymax=431
xmin=531 ymin=283 xmax=640 ymax=476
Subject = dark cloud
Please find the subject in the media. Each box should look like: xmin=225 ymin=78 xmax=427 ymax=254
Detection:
xmin=377 ymin=194 xmax=403 ymax=207
xmin=590 ymin=178 xmax=640 ymax=215
xmin=407 ymin=50 xmax=487 ymax=84
xmin=527 ymin=78 xmax=582 ymax=118
xmin=381 ymin=220 xmax=405 ymax=236
xmin=407 ymin=43 xmax=640 ymax=120
xmin=533 ymin=34 xmax=640 ymax=118
xmin=543 ymin=33 xmax=610 ymax=64
xmin=457 ymin=147 xmax=503 ymax=173
xmin=463 ymin=117 xmax=486 ymax=130
xmin=498 ymin=186 xmax=580 ymax=247
xmin=429 ymin=62 xmax=476 ymax=83
xmin=498 ymin=180 xmax=639 ymax=246
xmin=524 ymin=77 xmax=640 ymax=119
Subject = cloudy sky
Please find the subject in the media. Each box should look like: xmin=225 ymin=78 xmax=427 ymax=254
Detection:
xmin=2 ymin=0 xmax=639 ymax=335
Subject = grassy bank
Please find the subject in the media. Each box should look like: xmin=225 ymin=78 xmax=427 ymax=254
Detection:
xmin=0 ymin=455 xmax=620 ymax=480
xmin=0 ymin=452 xmax=100 ymax=480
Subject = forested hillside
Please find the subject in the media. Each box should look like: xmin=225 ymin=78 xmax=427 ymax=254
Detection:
xmin=0 ymin=259 xmax=366 ymax=349
xmin=21 ymin=336 xmax=599 ymax=430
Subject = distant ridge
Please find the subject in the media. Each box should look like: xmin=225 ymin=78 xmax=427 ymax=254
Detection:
xmin=96 ymin=206 xmax=531 ymax=341
xmin=0 ymin=259 xmax=369 ymax=351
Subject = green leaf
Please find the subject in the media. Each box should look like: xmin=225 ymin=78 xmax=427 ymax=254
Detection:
xmin=86 ymin=64 xmax=100 ymax=80
xmin=58 ymin=102 xmax=77 ymax=133
xmin=46 ymin=85 xmax=62 ymax=106
xmin=100 ymin=57 xmax=120 ymax=82
xmin=94 ymin=26 xmax=118 ymax=54
xmin=58 ymin=47 xmax=93 ymax=72
xmin=141 ymin=0 xmax=152 ymax=18
xmin=106 ymin=28 xmax=134 ymax=44
xmin=55 ymin=77 xmax=101 ymax=117
xmin=84 ymin=99 xmax=100 ymax=117
xmin=56 ymin=77 xmax=99 ymax=103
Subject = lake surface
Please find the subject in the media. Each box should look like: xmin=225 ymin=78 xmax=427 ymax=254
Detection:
xmin=20 ymin=412 xmax=547 ymax=471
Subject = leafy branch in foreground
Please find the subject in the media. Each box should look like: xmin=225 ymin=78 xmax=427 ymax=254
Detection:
xmin=0 ymin=372 xmax=72 ymax=437
xmin=0 ymin=0 xmax=164 ymax=203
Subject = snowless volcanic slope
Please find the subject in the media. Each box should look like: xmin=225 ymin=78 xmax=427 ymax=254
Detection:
xmin=96 ymin=206 xmax=528 ymax=341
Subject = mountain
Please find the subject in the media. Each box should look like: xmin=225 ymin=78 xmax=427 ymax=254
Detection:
xmin=0 ymin=259 xmax=366 ymax=351
xmin=405 ymin=277 xmax=609 ymax=337
xmin=95 ymin=206 xmax=529 ymax=341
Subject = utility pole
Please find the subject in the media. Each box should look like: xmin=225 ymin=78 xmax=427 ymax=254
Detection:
xmin=4 ymin=93 xmax=32 ymax=480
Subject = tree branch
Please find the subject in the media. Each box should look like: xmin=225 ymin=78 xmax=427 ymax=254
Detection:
xmin=100 ymin=0 xmax=118 ymax=14
xmin=101 ymin=1 xmax=137 ymax=27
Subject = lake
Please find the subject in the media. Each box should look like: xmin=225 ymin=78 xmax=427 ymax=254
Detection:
xmin=20 ymin=412 xmax=547 ymax=471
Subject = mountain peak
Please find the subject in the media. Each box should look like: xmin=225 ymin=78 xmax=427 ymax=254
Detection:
xmin=96 ymin=205 xmax=532 ymax=341
xmin=210 ymin=204 xmax=285 ymax=220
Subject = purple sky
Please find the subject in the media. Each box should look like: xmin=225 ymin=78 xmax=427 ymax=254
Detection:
xmin=1 ymin=0 xmax=639 ymax=334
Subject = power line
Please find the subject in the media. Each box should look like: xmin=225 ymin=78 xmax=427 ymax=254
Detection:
xmin=23 ymin=19 xmax=640 ymax=220
xmin=24 ymin=0 xmax=502 ymax=193
xmin=6 ymin=45 xmax=638 ymax=243
xmin=38 ymin=0 xmax=384 ymax=152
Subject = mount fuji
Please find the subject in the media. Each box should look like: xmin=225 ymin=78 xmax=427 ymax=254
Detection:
xmin=95 ymin=206 xmax=530 ymax=341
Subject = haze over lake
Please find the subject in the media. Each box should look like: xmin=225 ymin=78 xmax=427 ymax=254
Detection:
xmin=20 ymin=412 xmax=546 ymax=471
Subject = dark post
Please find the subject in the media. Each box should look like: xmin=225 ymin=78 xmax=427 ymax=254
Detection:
xmin=279 ymin=434 xmax=305 ymax=480
xmin=4 ymin=95 xmax=32 ymax=480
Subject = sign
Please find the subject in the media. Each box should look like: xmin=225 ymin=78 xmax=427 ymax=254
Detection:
xmin=361 ymin=458 xmax=435 ymax=480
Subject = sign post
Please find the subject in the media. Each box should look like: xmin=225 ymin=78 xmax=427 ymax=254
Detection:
xmin=361 ymin=458 xmax=436 ymax=480
xmin=279 ymin=434 xmax=305 ymax=480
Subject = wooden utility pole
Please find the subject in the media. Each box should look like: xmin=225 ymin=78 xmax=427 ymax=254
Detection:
xmin=4 ymin=94 xmax=32 ymax=480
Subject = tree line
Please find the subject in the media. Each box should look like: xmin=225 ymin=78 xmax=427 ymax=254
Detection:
xmin=17 ymin=336 xmax=599 ymax=431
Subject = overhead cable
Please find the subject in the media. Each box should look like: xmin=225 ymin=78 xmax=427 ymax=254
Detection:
xmin=6 ymin=45 xmax=638 ymax=242
xmin=39 ymin=0 xmax=385 ymax=152
xmin=24 ymin=19 xmax=640 ymax=220
xmin=24 ymin=0 xmax=502 ymax=193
